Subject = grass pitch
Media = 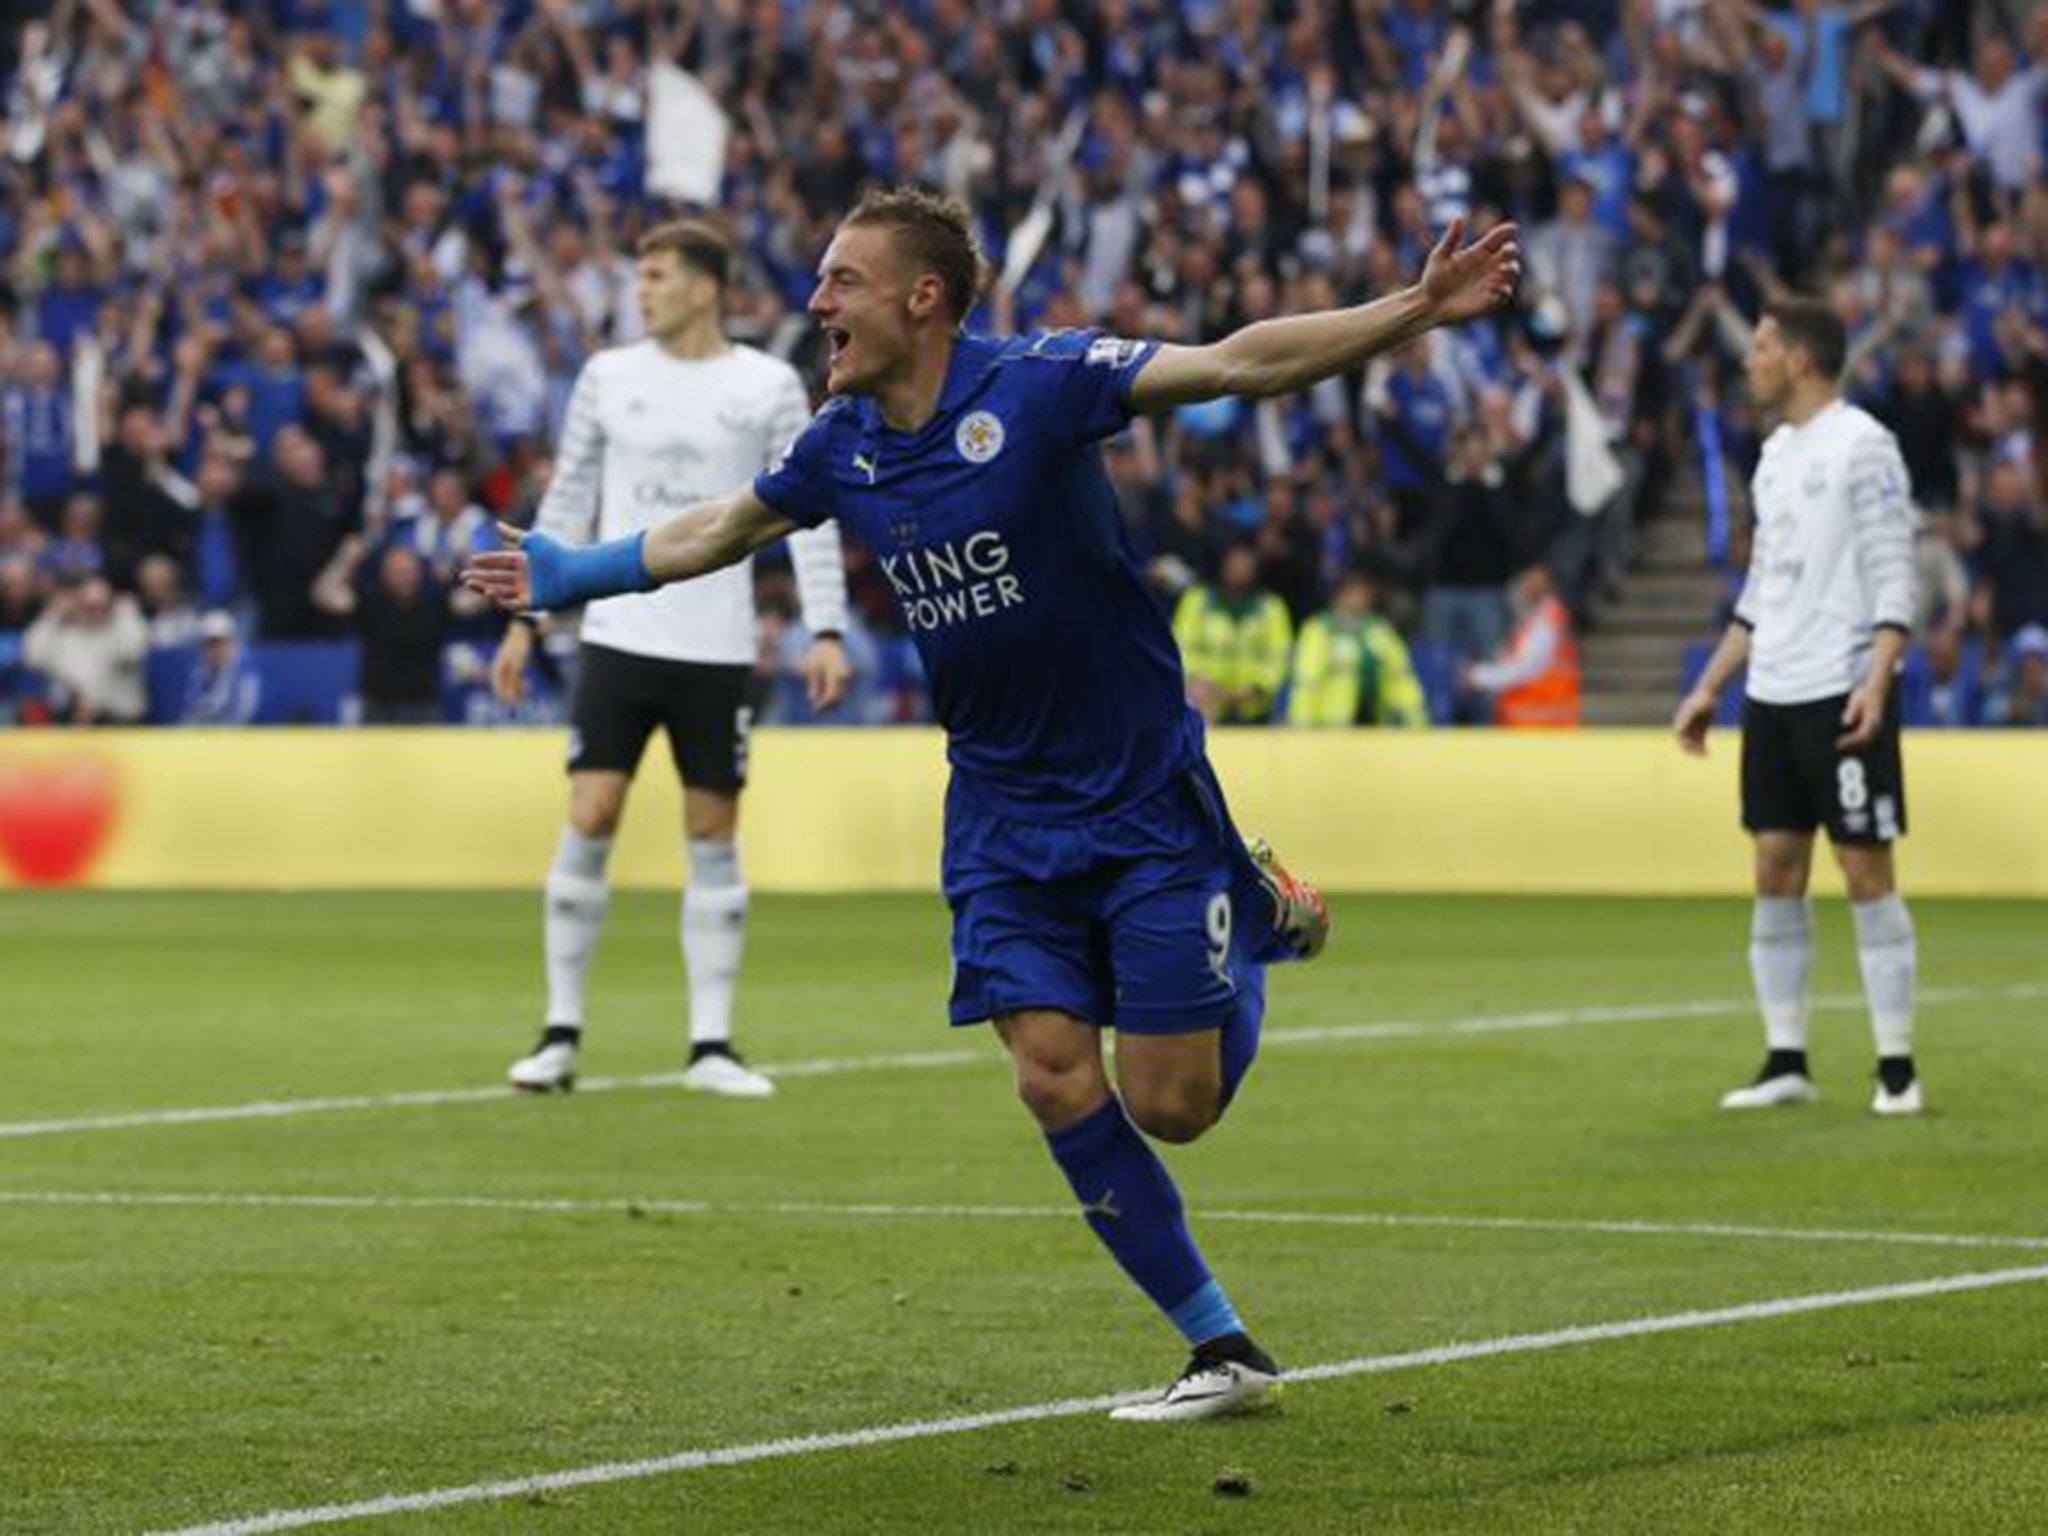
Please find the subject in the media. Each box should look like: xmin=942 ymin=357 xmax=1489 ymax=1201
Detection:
xmin=4 ymin=892 xmax=2047 ymax=1533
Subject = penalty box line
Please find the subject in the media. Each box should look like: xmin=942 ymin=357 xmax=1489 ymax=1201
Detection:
xmin=147 ymin=1260 xmax=2048 ymax=1536
xmin=6 ymin=1188 xmax=2048 ymax=1257
xmin=4 ymin=981 xmax=2041 ymax=1144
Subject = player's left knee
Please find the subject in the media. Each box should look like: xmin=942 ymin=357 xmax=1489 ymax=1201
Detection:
xmin=1126 ymin=1088 xmax=1220 ymax=1145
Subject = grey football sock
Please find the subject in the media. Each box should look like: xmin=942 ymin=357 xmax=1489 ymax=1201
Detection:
xmin=1749 ymin=896 xmax=1813 ymax=1056
xmin=1852 ymin=893 xmax=1916 ymax=1064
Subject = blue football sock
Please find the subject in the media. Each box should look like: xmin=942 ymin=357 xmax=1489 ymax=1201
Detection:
xmin=1219 ymin=960 xmax=1266 ymax=1109
xmin=1044 ymin=1096 xmax=1245 ymax=1345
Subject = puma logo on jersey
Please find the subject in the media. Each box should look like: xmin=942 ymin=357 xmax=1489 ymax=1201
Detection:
xmin=853 ymin=451 xmax=878 ymax=484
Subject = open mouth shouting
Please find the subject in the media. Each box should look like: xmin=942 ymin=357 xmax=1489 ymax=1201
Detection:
xmin=824 ymin=325 xmax=855 ymax=383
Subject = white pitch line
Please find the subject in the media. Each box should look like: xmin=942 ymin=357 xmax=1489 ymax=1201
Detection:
xmin=147 ymin=1261 xmax=2048 ymax=1536
xmin=6 ymin=1188 xmax=2047 ymax=1256
xmin=0 ymin=1047 xmax=986 ymax=1141
xmin=4 ymin=981 xmax=2042 ymax=1144
xmin=1280 ymin=1262 xmax=2048 ymax=1384
xmin=1195 ymin=1209 xmax=2048 ymax=1253
xmin=0 ymin=1190 xmax=712 ymax=1217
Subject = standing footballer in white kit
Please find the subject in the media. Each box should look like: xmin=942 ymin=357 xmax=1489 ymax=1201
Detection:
xmin=494 ymin=220 xmax=852 ymax=1097
xmin=1675 ymin=299 xmax=1923 ymax=1116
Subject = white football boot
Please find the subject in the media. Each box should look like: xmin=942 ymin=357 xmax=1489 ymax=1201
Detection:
xmin=1871 ymin=1077 xmax=1924 ymax=1116
xmin=1112 ymin=1337 xmax=1282 ymax=1424
xmin=1245 ymin=836 xmax=1330 ymax=960
xmin=508 ymin=1036 xmax=579 ymax=1094
xmin=1719 ymin=1070 xmax=1818 ymax=1110
xmin=681 ymin=1048 xmax=776 ymax=1098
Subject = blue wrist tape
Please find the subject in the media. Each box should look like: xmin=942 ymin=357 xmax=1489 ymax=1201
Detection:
xmin=526 ymin=529 xmax=656 ymax=610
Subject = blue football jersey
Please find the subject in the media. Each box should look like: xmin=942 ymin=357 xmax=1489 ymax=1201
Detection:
xmin=755 ymin=330 xmax=1200 ymax=821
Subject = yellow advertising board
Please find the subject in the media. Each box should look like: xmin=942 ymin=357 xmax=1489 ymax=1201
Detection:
xmin=0 ymin=729 xmax=2042 ymax=895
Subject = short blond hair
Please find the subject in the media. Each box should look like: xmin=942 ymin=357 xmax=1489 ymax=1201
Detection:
xmin=842 ymin=186 xmax=987 ymax=321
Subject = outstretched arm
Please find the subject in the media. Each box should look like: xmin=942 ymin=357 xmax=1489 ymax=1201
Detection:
xmin=1860 ymin=27 xmax=1934 ymax=98
xmin=1128 ymin=217 xmax=1520 ymax=412
xmin=642 ymin=484 xmax=799 ymax=580
xmin=464 ymin=484 xmax=797 ymax=613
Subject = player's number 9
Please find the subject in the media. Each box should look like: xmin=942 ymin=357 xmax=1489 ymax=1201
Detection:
xmin=1205 ymin=891 xmax=1233 ymax=982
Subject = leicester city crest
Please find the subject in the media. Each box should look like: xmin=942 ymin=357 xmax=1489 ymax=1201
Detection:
xmin=955 ymin=410 xmax=1005 ymax=464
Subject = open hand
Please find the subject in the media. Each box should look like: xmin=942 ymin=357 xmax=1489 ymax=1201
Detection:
xmin=1420 ymin=216 xmax=1522 ymax=326
xmin=463 ymin=522 xmax=534 ymax=612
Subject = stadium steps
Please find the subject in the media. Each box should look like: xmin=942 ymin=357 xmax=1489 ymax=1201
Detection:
xmin=1580 ymin=691 xmax=1674 ymax=726
xmin=1579 ymin=481 xmax=1727 ymax=726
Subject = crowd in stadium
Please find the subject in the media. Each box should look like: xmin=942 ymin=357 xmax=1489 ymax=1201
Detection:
xmin=1 ymin=0 xmax=2047 ymax=730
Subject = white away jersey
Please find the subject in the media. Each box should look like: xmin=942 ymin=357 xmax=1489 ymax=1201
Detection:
xmin=535 ymin=341 xmax=846 ymax=664
xmin=1736 ymin=401 xmax=1916 ymax=704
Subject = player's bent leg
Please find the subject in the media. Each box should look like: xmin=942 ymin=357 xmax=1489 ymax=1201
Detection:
xmin=1104 ymin=837 xmax=1280 ymax=1126
xmin=1218 ymin=958 xmax=1267 ymax=1111
xmin=995 ymin=1008 xmax=1112 ymax=1131
xmin=678 ymin=787 xmax=771 ymax=1097
xmin=998 ymin=1009 xmax=1278 ymax=1419
xmin=512 ymin=771 xmax=632 ymax=1094
xmin=1724 ymin=831 xmax=1818 ymax=1111
xmin=1835 ymin=842 xmax=1921 ymax=1115
xmin=1115 ymin=1029 xmax=1223 ymax=1145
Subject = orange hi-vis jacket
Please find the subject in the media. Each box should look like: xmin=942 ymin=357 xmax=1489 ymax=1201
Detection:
xmin=1495 ymin=595 xmax=1581 ymax=728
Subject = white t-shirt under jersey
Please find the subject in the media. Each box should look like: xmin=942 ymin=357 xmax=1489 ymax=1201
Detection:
xmin=534 ymin=340 xmax=846 ymax=664
xmin=1735 ymin=399 xmax=1916 ymax=705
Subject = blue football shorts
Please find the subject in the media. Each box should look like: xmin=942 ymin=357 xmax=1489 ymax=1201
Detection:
xmin=943 ymin=763 xmax=1271 ymax=1035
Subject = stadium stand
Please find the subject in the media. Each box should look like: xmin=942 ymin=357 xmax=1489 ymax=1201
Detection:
xmin=1 ymin=0 xmax=2045 ymax=729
